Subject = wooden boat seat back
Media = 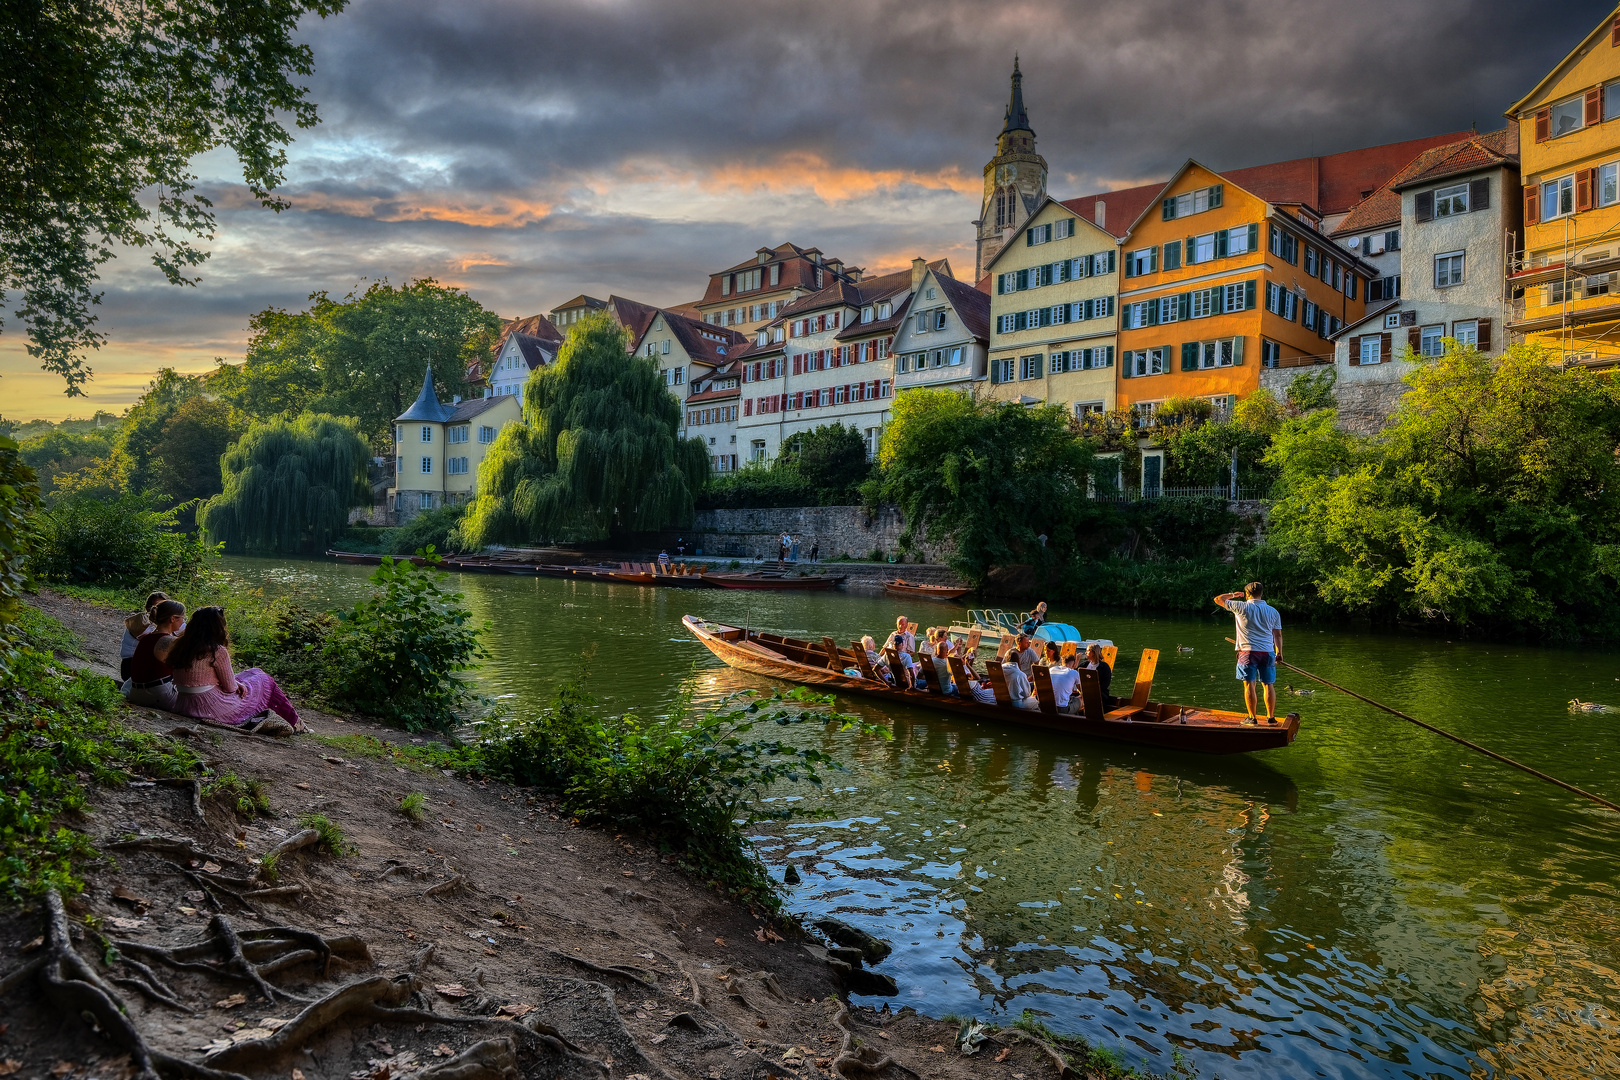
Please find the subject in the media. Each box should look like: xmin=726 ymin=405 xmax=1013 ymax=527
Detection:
xmin=1060 ymin=641 xmax=1079 ymax=662
xmin=884 ymin=648 xmax=908 ymax=688
xmin=1030 ymin=666 xmax=1059 ymax=716
xmin=820 ymin=636 xmax=844 ymax=671
xmin=964 ymin=629 xmax=983 ymax=654
xmin=984 ymin=662 xmax=1015 ymax=707
xmin=1102 ymin=645 xmax=1119 ymax=670
xmin=947 ymin=656 xmax=973 ymax=697
xmin=1130 ymin=649 xmax=1159 ymax=708
xmin=1077 ymin=668 xmax=1106 ymax=722
xmin=850 ymin=641 xmax=881 ymax=681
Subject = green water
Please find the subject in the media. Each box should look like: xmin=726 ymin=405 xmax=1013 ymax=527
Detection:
xmin=227 ymin=556 xmax=1620 ymax=1079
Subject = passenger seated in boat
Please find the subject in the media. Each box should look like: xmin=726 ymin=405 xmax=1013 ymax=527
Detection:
xmin=1042 ymin=641 xmax=1061 ymax=668
xmin=1020 ymin=601 xmax=1048 ymax=635
xmin=887 ymin=631 xmax=916 ymax=689
xmin=1001 ymin=660 xmax=1040 ymax=710
xmin=893 ymin=616 xmax=916 ymax=655
xmin=861 ymin=635 xmax=891 ymax=683
xmin=1083 ymin=643 xmax=1113 ymax=704
xmin=1011 ymin=634 xmax=1040 ymax=678
xmin=969 ymin=675 xmax=997 ymax=705
xmin=1049 ymin=652 xmax=1081 ymax=714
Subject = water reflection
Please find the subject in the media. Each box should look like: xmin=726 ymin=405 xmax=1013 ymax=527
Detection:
xmin=225 ymin=556 xmax=1620 ymax=1079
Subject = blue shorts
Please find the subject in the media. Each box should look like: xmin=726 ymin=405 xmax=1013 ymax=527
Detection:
xmin=1236 ymin=651 xmax=1276 ymax=685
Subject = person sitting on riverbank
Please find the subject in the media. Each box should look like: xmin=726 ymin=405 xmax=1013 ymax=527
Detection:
xmin=1082 ymin=642 xmax=1113 ymax=703
xmin=165 ymin=606 xmax=305 ymax=734
xmin=124 ymin=600 xmax=185 ymax=710
xmin=1000 ymin=659 xmax=1039 ymax=710
xmin=1049 ymin=652 xmax=1081 ymax=713
xmin=1020 ymin=601 xmax=1048 ymax=636
xmin=120 ymin=591 xmax=169 ymax=681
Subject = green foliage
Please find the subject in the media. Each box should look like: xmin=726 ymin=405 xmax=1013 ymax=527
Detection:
xmin=151 ymin=396 xmax=245 ymax=508
xmin=781 ymin=424 xmax=872 ymax=498
xmin=2 ymin=0 xmax=348 ymax=395
xmin=700 ymin=462 xmax=818 ymax=510
xmin=199 ymin=412 xmax=370 ymax=554
xmin=1286 ymin=368 xmax=1338 ymax=413
xmin=204 ymin=773 xmax=270 ymax=819
xmin=871 ymin=389 xmax=1103 ymax=588
xmin=1 ymin=613 xmax=202 ymax=901
xmin=389 ymin=502 xmax=469 ymax=555
xmin=460 ymin=313 xmax=708 ymax=544
xmin=0 ymin=438 xmax=41 ymax=676
xmin=319 ymin=552 xmax=489 ymax=732
xmin=398 ymin=792 xmax=428 ymax=822
xmin=32 ymin=492 xmax=217 ymax=589
xmin=1265 ymin=342 xmax=1620 ymax=635
xmin=296 ymin=812 xmax=352 ymax=855
xmin=311 ymin=732 xmax=480 ymax=774
xmin=214 ymin=280 xmax=499 ymax=442
xmin=474 ymin=675 xmax=888 ymax=909
xmin=1153 ymin=417 xmax=1275 ymax=493
xmin=18 ymin=426 xmax=120 ymax=494
xmin=114 ymin=369 xmax=209 ymax=494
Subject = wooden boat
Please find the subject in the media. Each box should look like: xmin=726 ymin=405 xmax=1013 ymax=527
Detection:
xmin=326 ymin=550 xmax=427 ymax=566
xmin=682 ymin=615 xmax=1299 ymax=755
xmin=883 ymin=578 xmax=970 ymax=601
xmin=702 ymin=571 xmax=847 ymax=591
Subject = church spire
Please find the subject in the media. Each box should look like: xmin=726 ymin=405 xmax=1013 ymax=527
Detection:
xmin=1001 ymin=55 xmax=1032 ymax=136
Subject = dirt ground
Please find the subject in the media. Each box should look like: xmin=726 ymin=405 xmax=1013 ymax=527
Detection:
xmin=0 ymin=590 xmax=1079 ymax=1080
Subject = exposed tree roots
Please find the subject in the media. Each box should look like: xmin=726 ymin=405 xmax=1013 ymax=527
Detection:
xmin=829 ymin=999 xmax=921 ymax=1079
xmin=998 ymin=1029 xmax=1077 ymax=1077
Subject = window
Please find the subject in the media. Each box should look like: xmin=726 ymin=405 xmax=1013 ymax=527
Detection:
xmin=1226 ymin=225 xmax=1253 ymax=256
xmin=1075 ymin=401 xmax=1105 ymax=418
xmin=926 ymin=287 xmax=937 ymax=300
xmin=1158 ymin=294 xmax=1180 ymax=324
xmin=895 ymin=354 xmax=911 ymax=374
xmin=1304 ymin=246 xmax=1319 ymax=276
xmin=1434 ymin=251 xmax=1465 ymax=288
xmin=1543 ymin=176 xmax=1574 ymax=220
xmin=861 ymin=305 xmax=874 ymax=323
xmin=1420 ymin=324 xmax=1444 ymax=357
xmin=930 ymin=350 xmax=945 ymax=368
xmin=1188 ymin=232 xmax=1217 ymax=264
xmin=1090 ymin=251 xmax=1116 ymax=276
xmin=1127 ymin=347 xmax=1167 ymax=377
xmin=1026 ymin=223 xmax=1052 ymax=246
xmin=420 ymin=425 xmax=433 ymax=442
xmin=1261 ymin=339 xmax=1282 ymax=367
xmin=934 ymin=309 xmax=948 ymax=331
xmin=1185 ymin=337 xmax=1242 ymax=369
xmin=1602 ymin=163 xmax=1620 ymax=207
xmin=878 ymin=302 xmax=892 ymax=319
xmin=420 ymin=456 xmax=433 ymax=474
xmin=1020 ymin=354 xmax=1043 ymax=380
xmin=751 ymin=440 xmax=767 ymax=462
xmin=949 ymin=347 xmax=964 ymax=366
xmin=421 ymin=493 xmax=435 ymax=511
xmin=1189 ymin=290 xmax=1213 ymax=319
xmin=1161 ymin=184 xmax=1224 ymax=220
xmin=1434 ymin=182 xmax=1469 ymax=216
xmin=1607 ymin=82 xmax=1620 ymax=122
xmin=1124 ymin=300 xmax=1155 ymax=329
xmin=1387 ymin=230 xmax=1401 ymax=251
xmin=1161 ymin=240 xmax=1182 ymax=271
xmin=1369 ymin=275 xmax=1402 ymax=301
xmin=478 ymin=425 xmax=495 ymax=443
xmin=916 ymin=311 xmax=929 ymax=333
xmin=1551 ymin=96 xmax=1584 ymax=138
xmin=1126 ymin=248 xmax=1156 ymax=276
xmin=1365 ymin=233 xmax=1386 ymax=255
xmin=1452 ymin=319 xmax=1479 ymax=347
xmin=992 ymin=357 xmax=1016 ymax=383
xmin=1359 ymin=337 xmax=1382 ymax=365
xmin=1269 ymin=225 xmax=1299 ymax=263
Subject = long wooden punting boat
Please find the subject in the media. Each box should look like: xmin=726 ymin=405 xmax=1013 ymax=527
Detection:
xmin=702 ymin=571 xmax=847 ymax=591
xmin=683 ymin=616 xmax=1299 ymax=755
xmin=883 ymin=578 xmax=970 ymax=601
xmin=326 ymin=550 xmax=428 ymax=566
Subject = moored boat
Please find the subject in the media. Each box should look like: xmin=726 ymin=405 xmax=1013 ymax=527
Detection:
xmin=326 ymin=550 xmax=428 ymax=566
xmin=682 ymin=615 xmax=1298 ymax=755
xmin=702 ymin=572 xmax=847 ymax=591
xmin=883 ymin=578 xmax=970 ymax=601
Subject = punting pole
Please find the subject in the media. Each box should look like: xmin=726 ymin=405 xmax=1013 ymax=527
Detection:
xmin=1224 ymin=638 xmax=1620 ymax=816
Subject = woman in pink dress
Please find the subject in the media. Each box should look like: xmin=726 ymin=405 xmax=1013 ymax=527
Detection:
xmin=165 ymin=606 xmax=304 ymax=731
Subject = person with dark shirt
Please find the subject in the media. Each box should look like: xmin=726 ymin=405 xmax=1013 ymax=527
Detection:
xmin=1083 ymin=642 xmax=1113 ymax=704
xmin=1019 ymin=601 xmax=1048 ymax=635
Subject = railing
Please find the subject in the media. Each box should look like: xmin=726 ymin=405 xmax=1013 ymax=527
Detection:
xmin=1092 ymin=484 xmax=1253 ymax=502
xmin=1264 ymin=351 xmax=1334 ymax=369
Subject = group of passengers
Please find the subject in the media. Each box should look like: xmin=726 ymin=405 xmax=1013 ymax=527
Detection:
xmin=119 ymin=592 xmax=304 ymax=735
xmin=861 ymin=610 xmax=1112 ymax=714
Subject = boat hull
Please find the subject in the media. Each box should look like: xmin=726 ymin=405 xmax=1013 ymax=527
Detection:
xmin=704 ymin=574 xmax=846 ymax=590
xmin=883 ymin=580 xmax=970 ymax=601
xmin=682 ymin=616 xmax=1298 ymax=755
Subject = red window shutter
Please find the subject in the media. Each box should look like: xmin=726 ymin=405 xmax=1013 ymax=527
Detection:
xmin=1477 ymin=318 xmax=1492 ymax=353
xmin=744 ymin=399 xmax=752 ymax=417
xmin=1588 ymin=87 xmax=1603 ymax=127
xmin=1407 ymin=327 xmax=1421 ymax=354
xmin=1577 ymin=168 xmax=1595 ymax=212
xmin=1524 ymin=185 xmax=1540 ymax=226
xmin=1613 ymin=17 xmax=1620 ymax=46
xmin=1380 ymin=332 xmax=1392 ymax=363
xmin=1535 ymin=109 xmax=1550 ymax=142
xmin=1348 ymin=335 xmax=1361 ymax=365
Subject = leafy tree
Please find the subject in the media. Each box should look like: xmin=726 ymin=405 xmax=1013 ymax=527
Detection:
xmin=215 ymin=280 xmax=500 ymax=443
xmin=18 ymin=427 xmax=118 ymax=494
xmin=1286 ymin=368 xmax=1338 ymax=413
xmin=2 ymin=0 xmax=347 ymax=396
xmin=459 ymin=313 xmax=709 ymax=545
xmin=31 ymin=493 xmax=215 ymax=588
xmin=152 ymin=397 xmax=245 ymax=506
xmin=114 ymin=368 xmax=208 ymax=493
xmin=1265 ymin=342 xmax=1620 ymax=633
xmin=870 ymin=388 xmax=1100 ymax=587
xmin=781 ymin=423 xmax=871 ymax=497
xmin=0 ymin=437 xmax=41 ymax=676
xmin=198 ymin=413 xmax=370 ymax=554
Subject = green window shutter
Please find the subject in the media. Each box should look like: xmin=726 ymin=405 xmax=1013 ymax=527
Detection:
xmin=1245 ymin=280 xmax=1256 ymax=310
xmin=1026 ymin=228 xmax=1034 ymax=246
xmin=1178 ymin=293 xmax=1190 ymax=321
xmin=1247 ymin=222 xmax=1260 ymax=252
xmin=1122 ymin=352 xmax=1133 ymax=377
xmin=1016 ymin=268 xmax=1028 ymax=290
xmin=1150 ymin=247 xmax=1159 ymax=272
xmin=1103 ymin=346 xmax=1114 ymax=367
xmin=1216 ymin=230 xmax=1229 ymax=259
xmin=1209 ymin=184 xmax=1223 ymax=208
xmin=1162 ymin=198 xmax=1176 ymax=221
xmin=1163 ymin=240 xmax=1181 ymax=270
xmin=1181 ymin=342 xmax=1198 ymax=371
xmin=1106 ymin=250 xmax=1117 ymax=274
xmin=1232 ymin=336 xmax=1245 ymax=366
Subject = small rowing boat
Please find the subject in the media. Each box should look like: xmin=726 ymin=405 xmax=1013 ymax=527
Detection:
xmin=702 ymin=572 xmax=847 ymax=591
xmin=883 ymin=578 xmax=970 ymax=601
xmin=683 ymin=616 xmax=1298 ymax=755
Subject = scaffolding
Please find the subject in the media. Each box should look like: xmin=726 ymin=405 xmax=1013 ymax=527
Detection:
xmin=1506 ymin=211 xmax=1620 ymax=370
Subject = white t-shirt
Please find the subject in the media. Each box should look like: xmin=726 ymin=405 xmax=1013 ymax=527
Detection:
xmin=1048 ymin=666 xmax=1079 ymax=706
xmin=1003 ymin=663 xmax=1033 ymax=701
xmin=1223 ymin=598 xmax=1282 ymax=653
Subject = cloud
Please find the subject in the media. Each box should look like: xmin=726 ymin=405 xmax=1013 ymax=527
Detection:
xmin=4 ymin=0 xmax=1601 ymax=420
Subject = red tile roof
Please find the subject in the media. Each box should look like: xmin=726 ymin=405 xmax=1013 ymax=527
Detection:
xmin=698 ymin=243 xmax=855 ymax=306
xmin=934 ymin=273 xmax=992 ymax=342
xmin=777 ymin=259 xmax=949 ymax=322
xmin=607 ymin=295 xmax=661 ymax=343
xmin=499 ymin=313 xmax=561 ymax=344
xmin=662 ymin=309 xmax=746 ymax=367
xmin=1332 ymin=129 xmax=1516 ymax=237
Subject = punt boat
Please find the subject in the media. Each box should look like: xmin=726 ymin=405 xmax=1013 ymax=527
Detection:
xmin=702 ymin=572 xmax=847 ymax=591
xmin=882 ymin=578 xmax=971 ymax=601
xmin=683 ymin=615 xmax=1298 ymax=755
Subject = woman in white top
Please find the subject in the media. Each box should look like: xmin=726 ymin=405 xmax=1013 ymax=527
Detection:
xmin=120 ymin=591 xmax=169 ymax=681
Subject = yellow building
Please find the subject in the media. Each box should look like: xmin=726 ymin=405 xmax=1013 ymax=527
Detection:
xmin=1506 ymin=5 xmax=1620 ymax=368
xmin=982 ymin=196 xmax=1120 ymax=415
xmin=389 ymin=366 xmax=522 ymax=521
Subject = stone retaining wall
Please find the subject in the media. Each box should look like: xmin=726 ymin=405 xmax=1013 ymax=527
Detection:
xmin=690 ymin=505 xmax=953 ymax=563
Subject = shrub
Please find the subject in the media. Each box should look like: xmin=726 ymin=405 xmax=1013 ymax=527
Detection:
xmin=319 ymin=550 xmax=488 ymax=732
xmin=31 ymin=492 xmax=217 ymax=589
xmin=389 ymin=502 xmax=468 ymax=555
xmin=297 ymin=812 xmax=352 ymax=855
xmin=397 ymin=792 xmax=428 ymax=822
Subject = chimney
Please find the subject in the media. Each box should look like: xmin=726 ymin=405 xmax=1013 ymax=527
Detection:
xmin=1094 ymin=200 xmax=1107 ymax=229
xmin=910 ymin=257 xmax=927 ymax=292
xmin=1505 ymin=119 xmax=1521 ymax=157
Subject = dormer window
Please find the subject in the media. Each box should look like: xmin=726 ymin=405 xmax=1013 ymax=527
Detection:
xmin=861 ymin=306 xmax=874 ymax=323
xmin=878 ymin=302 xmax=892 ymax=319
xmin=758 ymin=253 xmax=769 ymax=264
xmin=757 ymin=331 xmax=769 ymax=346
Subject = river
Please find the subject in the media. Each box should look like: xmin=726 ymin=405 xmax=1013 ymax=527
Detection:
xmin=227 ymin=555 xmax=1620 ymax=1079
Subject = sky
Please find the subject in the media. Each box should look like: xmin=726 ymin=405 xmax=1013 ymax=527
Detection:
xmin=2 ymin=0 xmax=1604 ymax=421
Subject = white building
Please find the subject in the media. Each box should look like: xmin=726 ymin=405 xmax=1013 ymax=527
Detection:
xmin=889 ymin=263 xmax=991 ymax=398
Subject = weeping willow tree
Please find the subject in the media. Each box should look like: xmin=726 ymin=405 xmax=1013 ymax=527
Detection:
xmin=199 ymin=413 xmax=370 ymax=553
xmin=459 ymin=313 xmax=709 ymax=546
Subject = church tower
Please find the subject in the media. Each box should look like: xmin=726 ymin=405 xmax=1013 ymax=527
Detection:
xmin=974 ymin=58 xmax=1048 ymax=281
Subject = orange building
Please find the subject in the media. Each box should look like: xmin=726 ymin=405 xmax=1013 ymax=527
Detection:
xmin=1113 ymin=161 xmax=1377 ymax=421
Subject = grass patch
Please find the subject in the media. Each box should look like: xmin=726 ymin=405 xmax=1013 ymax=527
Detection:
xmin=204 ymin=773 xmax=270 ymax=819
xmin=1 ymin=609 xmax=203 ymax=901
xmin=1008 ymin=1010 xmax=1185 ymax=1079
xmin=312 ymin=732 xmax=480 ymax=774
xmin=397 ymin=792 xmax=428 ymax=822
xmin=297 ymin=812 xmax=352 ymax=855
